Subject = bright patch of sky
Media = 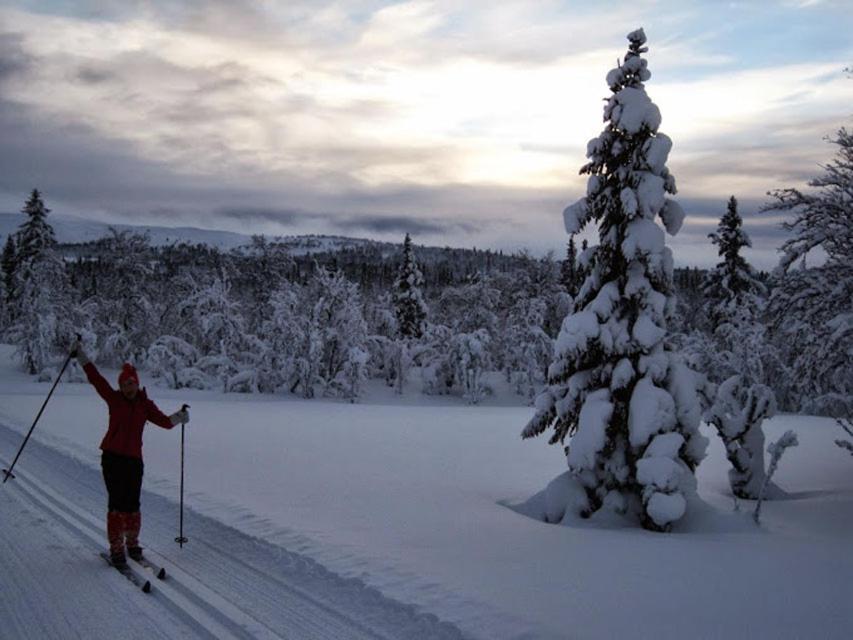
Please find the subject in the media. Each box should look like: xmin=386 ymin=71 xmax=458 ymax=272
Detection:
xmin=0 ymin=0 xmax=850 ymax=267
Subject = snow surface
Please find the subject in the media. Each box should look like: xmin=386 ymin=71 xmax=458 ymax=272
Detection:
xmin=0 ymin=345 xmax=851 ymax=639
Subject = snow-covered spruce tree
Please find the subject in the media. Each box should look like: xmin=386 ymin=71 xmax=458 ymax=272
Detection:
xmin=387 ymin=235 xmax=427 ymax=394
xmin=522 ymin=29 xmax=707 ymax=532
xmin=393 ymin=234 xmax=428 ymax=339
xmin=9 ymin=250 xmax=73 ymax=375
xmin=700 ymin=197 xmax=778 ymax=499
xmin=762 ymin=128 xmax=853 ymax=416
xmin=7 ymin=190 xmax=74 ymax=375
xmin=702 ymin=196 xmax=765 ymax=331
xmin=15 ymin=189 xmax=56 ymax=264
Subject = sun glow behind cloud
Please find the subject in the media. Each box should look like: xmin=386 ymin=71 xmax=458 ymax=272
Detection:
xmin=0 ymin=1 xmax=851 ymax=266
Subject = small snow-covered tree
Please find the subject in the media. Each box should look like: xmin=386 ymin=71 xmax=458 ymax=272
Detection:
xmin=753 ymin=430 xmax=798 ymax=525
xmin=449 ymin=329 xmax=491 ymax=404
xmin=522 ymin=29 xmax=707 ymax=532
xmin=393 ymin=234 xmax=428 ymax=339
xmin=175 ymin=273 xmax=258 ymax=392
xmin=706 ymin=377 xmax=777 ymax=499
xmin=419 ymin=323 xmax=452 ymax=395
xmin=91 ymin=229 xmax=158 ymax=365
xmin=261 ymin=283 xmax=308 ymax=394
xmin=310 ymin=267 xmax=370 ymax=399
xmin=762 ymin=129 xmax=853 ymax=415
xmin=504 ymin=296 xmax=553 ymax=403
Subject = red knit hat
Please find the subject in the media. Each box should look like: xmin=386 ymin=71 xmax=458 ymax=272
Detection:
xmin=118 ymin=363 xmax=139 ymax=387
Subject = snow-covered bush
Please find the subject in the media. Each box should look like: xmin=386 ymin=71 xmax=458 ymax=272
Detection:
xmin=330 ymin=346 xmax=370 ymax=402
xmin=523 ymin=29 xmax=707 ymax=532
xmin=145 ymin=335 xmax=206 ymax=390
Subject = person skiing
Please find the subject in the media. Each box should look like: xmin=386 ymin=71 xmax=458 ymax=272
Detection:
xmin=72 ymin=340 xmax=189 ymax=566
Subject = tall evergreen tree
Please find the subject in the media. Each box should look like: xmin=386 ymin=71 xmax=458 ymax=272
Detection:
xmin=393 ymin=234 xmax=428 ymax=339
xmin=16 ymin=189 xmax=56 ymax=264
xmin=522 ymin=29 xmax=706 ymax=532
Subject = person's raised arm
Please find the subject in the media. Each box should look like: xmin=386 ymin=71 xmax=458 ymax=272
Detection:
xmin=74 ymin=341 xmax=114 ymax=403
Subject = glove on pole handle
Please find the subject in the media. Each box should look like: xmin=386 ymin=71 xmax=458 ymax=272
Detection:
xmin=3 ymin=334 xmax=81 ymax=483
xmin=175 ymin=404 xmax=190 ymax=546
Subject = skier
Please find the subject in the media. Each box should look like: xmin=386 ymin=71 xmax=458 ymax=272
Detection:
xmin=72 ymin=340 xmax=189 ymax=566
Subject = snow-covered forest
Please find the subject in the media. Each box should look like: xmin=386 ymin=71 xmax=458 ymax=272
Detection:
xmin=2 ymin=118 xmax=849 ymax=418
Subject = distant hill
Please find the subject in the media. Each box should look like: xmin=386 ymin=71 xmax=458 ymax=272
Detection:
xmin=0 ymin=212 xmax=384 ymax=255
xmin=0 ymin=212 xmax=254 ymax=250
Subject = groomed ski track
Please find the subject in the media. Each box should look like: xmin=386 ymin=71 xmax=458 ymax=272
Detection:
xmin=0 ymin=421 xmax=467 ymax=640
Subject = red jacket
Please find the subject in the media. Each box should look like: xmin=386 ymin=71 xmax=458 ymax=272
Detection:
xmin=83 ymin=362 xmax=175 ymax=459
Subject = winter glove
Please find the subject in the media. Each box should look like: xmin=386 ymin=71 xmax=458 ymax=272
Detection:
xmin=170 ymin=408 xmax=190 ymax=426
xmin=72 ymin=339 xmax=90 ymax=367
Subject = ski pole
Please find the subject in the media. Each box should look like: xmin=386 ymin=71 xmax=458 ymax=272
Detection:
xmin=3 ymin=334 xmax=81 ymax=483
xmin=175 ymin=404 xmax=190 ymax=547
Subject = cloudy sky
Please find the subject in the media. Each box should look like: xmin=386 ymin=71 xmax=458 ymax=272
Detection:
xmin=1 ymin=1 xmax=850 ymax=267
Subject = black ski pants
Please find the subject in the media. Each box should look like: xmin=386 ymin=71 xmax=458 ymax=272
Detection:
xmin=101 ymin=451 xmax=144 ymax=512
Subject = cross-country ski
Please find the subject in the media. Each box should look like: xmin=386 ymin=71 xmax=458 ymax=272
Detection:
xmin=100 ymin=552 xmax=152 ymax=593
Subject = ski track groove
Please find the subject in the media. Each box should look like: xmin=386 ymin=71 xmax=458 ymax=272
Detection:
xmin=5 ymin=462 xmax=250 ymax=640
xmin=8 ymin=464 xmax=279 ymax=640
xmin=0 ymin=422 xmax=468 ymax=640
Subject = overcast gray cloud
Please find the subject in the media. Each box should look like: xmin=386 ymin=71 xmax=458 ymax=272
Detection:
xmin=0 ymin=1 xmax=851 ymax=268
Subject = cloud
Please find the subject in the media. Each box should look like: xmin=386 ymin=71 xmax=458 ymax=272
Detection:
xmin=0 ymin=2 xmax=848 ymax=269
xmin=0 ymin=31 xmax=33 ymax=82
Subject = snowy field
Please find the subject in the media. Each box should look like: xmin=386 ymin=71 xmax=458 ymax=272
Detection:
xmin=0 ymin=344 xmax=850 ymax=639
